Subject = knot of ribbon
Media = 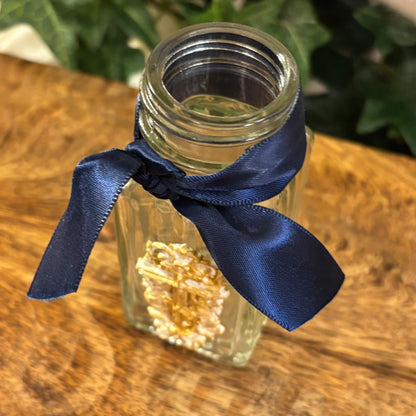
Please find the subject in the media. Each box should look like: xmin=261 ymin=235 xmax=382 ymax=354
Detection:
xmin=28 ymin=91 xmax=344 ymax=331
xmin=126 ymin=140 xmax=185 ymax=200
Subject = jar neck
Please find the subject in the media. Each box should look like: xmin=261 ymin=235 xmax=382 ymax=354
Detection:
xmin=139 ymin=22 xmax=300 ymax=174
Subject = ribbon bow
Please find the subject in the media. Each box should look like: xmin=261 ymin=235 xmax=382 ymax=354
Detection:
xmin=28 ymin=91 xmax=344 ymax=331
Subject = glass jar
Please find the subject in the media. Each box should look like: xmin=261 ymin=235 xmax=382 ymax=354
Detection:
xmin=114 ymin=22 xmax=313 ymax=366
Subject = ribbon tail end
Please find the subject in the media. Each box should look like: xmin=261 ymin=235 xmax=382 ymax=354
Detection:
xmin=286 ymin=271 xmax=345 ymax=332
xmin=27 ymin=284 xmax=78 ymax=302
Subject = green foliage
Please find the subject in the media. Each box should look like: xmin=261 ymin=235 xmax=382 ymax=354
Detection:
xmin=188 ymin=0 xmax=330 ymax=84
xmin=306 ymin=0 xmax=416 ymax=154
xmin=243 ymin=0 xmax=330 ymax=84
xmin=355 ymin=5 xmax=416 ymax=51
xmin=0 ymin=0 xmax=76 ymax=68
xmin=357 ymin=54 xmax=416 ymax=154
xmin=0 ymin=0 xmax=415 ymax=154
xmin=0 ymin=0 xmax=157 ymax=80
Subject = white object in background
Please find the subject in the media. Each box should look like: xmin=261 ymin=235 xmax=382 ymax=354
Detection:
xmin=0 ymin=23 xmax=59 ymax=66
xmin=377 ymin=0 xmax=416 ymax=24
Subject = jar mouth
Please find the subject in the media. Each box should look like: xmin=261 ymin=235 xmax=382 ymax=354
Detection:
xmin=141 ymin=22 xmax=299 ymax=144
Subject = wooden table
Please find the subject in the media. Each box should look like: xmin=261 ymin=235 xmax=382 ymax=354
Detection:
xmin=0 ymin=54 xmax=415 ymax=416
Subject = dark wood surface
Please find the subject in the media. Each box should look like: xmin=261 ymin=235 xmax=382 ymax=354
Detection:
xmin=0 ymin=54 xmax=415 ymax=415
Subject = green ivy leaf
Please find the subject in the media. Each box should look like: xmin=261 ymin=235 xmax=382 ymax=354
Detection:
xmin=77 ymin=25 xmax=145 ymax=81
xmin=354 ymin=6 xmax=394 ymax=54
xmin=172 ymin=0 xmax=209 ymax=24
xmin=52 ymin=0 xmax=112 ymax=50
xmin=387 ymin=13 xmax=416 ymax=47
xmin=269 ymin=22 xmax=329 ymax=85
xmin=232 ymin=0 xmax=285 ymax=27
xmin=189 ymin=0 xmax=330 ymax=84
xmin=0 ymin=0 xmax=76 ymax=68
xmin=357 ymin=57 xmax=416 ymax=154
xmin=235 ymin=0 xmax=330 ymax=84
xmin=355 ymin=5 xmax=416 ymax=55
xmin=279 ymin=0 xmax=317 ymax=23
xmin=58 ymin=0 xmax=94 ymax=6
xmin=112 ymin=0 xmax=159 ymax=48
xmin=190 ymin=0 xmax=235 ymax=23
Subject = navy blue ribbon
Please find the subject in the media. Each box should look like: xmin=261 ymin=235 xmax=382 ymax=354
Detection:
xmin=28 ymin=91 xmax=344 ymax=331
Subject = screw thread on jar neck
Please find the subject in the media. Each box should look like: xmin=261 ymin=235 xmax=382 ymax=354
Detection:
xmin=139 ymin=22 xmax=300 ymax=173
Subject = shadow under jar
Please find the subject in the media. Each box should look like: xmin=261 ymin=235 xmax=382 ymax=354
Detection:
xmin=114 ymin=22 xmax=313 ymax=366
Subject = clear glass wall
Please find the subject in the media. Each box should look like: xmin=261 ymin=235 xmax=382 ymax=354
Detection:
xmin=115 ymin=23 xmax=312 ymax=366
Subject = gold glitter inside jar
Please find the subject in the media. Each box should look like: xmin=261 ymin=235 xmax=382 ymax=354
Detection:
xmin=136 ymin=241 xmax=230 ymax=350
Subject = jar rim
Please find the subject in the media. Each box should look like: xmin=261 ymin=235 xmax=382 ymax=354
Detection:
xmin=141 ymin=22 xmax=300 ymax=145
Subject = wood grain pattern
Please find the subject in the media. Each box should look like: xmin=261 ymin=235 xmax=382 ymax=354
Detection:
xmin=0 ymin=54 xmax=415 ymax=416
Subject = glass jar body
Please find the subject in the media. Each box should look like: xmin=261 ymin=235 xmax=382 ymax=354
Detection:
xmin=114 ymin=22 xmax=313 ymax=366
xmin=115 ymin=131 xmax=312 ymax=366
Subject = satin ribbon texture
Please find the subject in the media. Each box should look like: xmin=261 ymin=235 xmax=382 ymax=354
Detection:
xmin=28 ymin=91 xmax=344 ymax=331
